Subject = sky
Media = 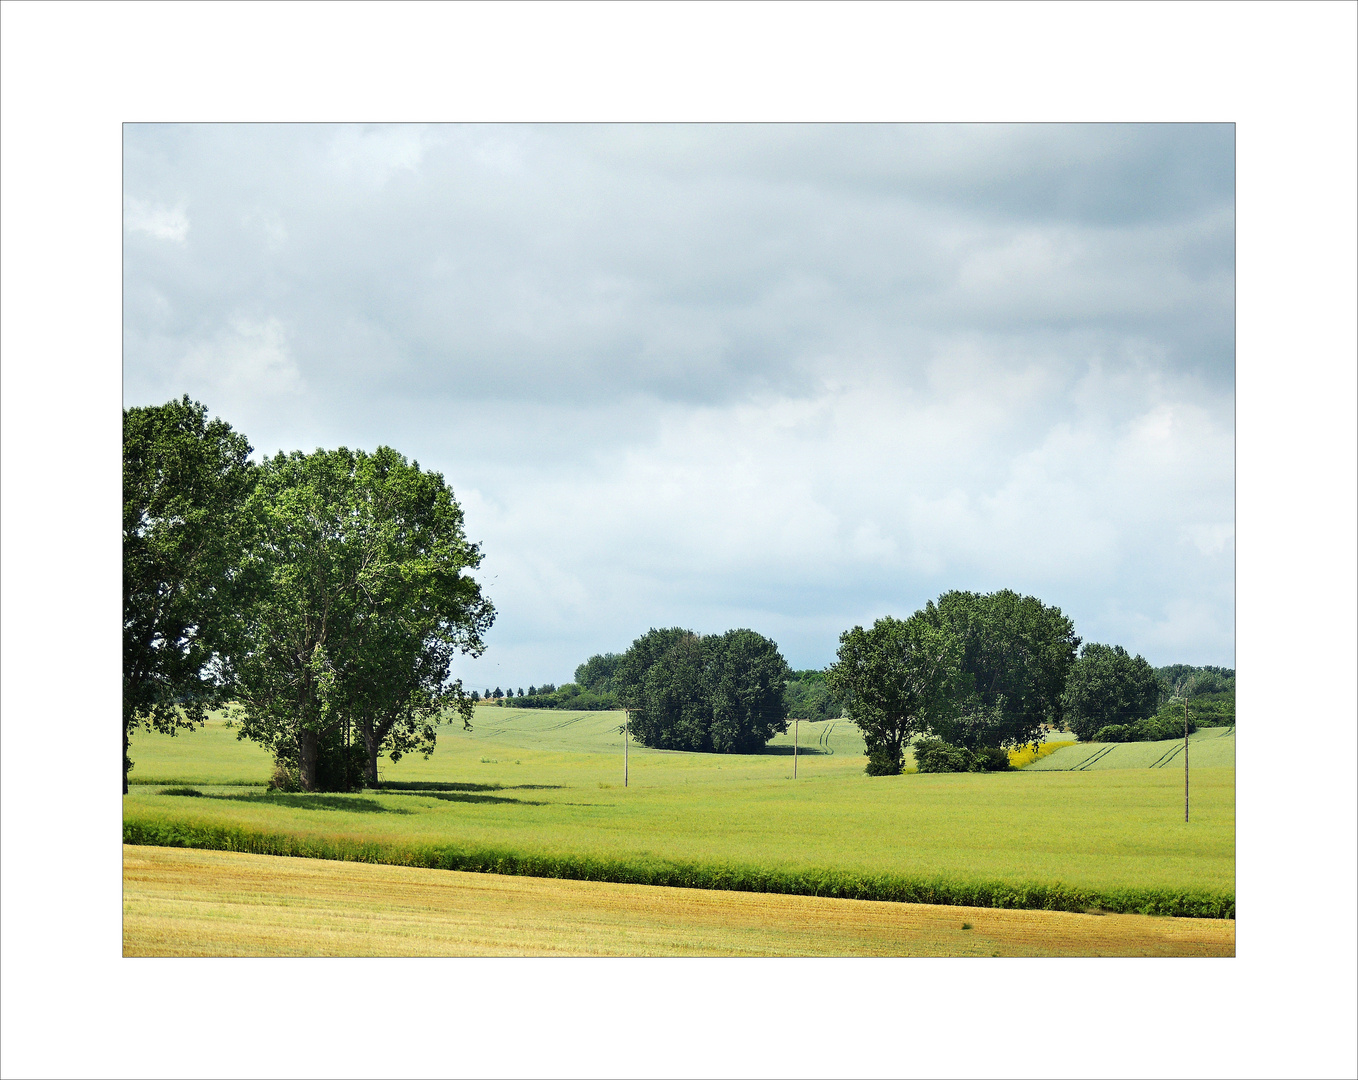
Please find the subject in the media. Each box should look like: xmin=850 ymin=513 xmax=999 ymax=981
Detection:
xmin=123 ymin=123 xmax=1235 ymax=686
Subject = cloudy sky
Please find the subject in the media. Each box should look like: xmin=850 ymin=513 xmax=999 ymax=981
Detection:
xmin=123 ymin=123 xmax=1234 ymax=685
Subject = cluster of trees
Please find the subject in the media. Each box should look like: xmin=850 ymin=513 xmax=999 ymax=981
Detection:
xmin=615 ymin=628 xmax=792 ymax=753
xmin=829 ymin=591 xmax=1237 ymax=772
xmin=784 ymin=669 xmax=846 ymax=721
xmin=1064 ymin=653 xmax=1235 ymax=743
xmin=828 ymin=590 xmax=1080 ymax=775
xmin=124 ymin=397 xmax=493 ymax=793
xmin=1155 ymin=664 xmax=1234 ymax=702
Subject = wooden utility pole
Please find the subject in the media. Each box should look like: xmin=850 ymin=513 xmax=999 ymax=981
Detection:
xmin=1184 ymin=697 xmax=1190 ymax=823
xmin=793 ymin=717 xmax=799 ymax=779
xmin=624 ymin=708 xmax=629 ymax=788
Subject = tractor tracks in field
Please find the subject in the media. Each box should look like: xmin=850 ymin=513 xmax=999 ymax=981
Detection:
xmin=1067 ymin=745 xmax=1115 ymax=771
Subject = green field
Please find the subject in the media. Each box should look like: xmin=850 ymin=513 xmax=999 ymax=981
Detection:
xmin=1025 ymin=725 xmax=1235 ymax=771
xmin=126 ymin=706 xmax=1234 ymax=915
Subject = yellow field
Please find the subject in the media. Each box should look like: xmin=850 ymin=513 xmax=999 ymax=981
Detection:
xmin=123 ymin=845 xmax=1235 ymax=957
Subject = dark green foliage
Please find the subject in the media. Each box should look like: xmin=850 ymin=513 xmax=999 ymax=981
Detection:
xmin=123 ymin=396 xmax=255 ymax=793
xmin=502 ymin=683 xmax=618 ymax=710
xmin=124 ymin=818 xmax=1236 ymax=919
xmin=828 ymin=613 xmax=968 ymax=776
xmin=911 ymin=738 xmax=1011 ymax=772
xmin=158 ymin=788 xmax=204 ymax=797
xmin=912 ymin=737 xmax=975 ymax=773
xmin=1156 ymin=664 xmax=1234 ymax=703
xmin=1183 ymin=696 xmax=1235 ymax=727
xmin=864 ymin=747 xmax=903 ymax=775
xmin=574 ymin=652 xmax=622 ymax=694
xmin=922 ymin=590 xmax=1080 ymax=752
xmin=971 ymin=745 xmax=1012 ymax=772
xmin=614 ymin=628 xmax=792 ymax=753
xmin=1094 ymin=707 xmax=1199 ymax=743
xmin=225 ymin=446 xmax=493 ymax=791
xmin=1063 ymin=643 xmax=1162 ymax=742
xmin=784 ymin=671 xmax=845 ymax=721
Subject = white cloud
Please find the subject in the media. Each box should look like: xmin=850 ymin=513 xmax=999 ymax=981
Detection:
xmin=124 ymin=197 xmax=188 ymax=242
xmin=179 ymin=317 xmax=303 ymax=399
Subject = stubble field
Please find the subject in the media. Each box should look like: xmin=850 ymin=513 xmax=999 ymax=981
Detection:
xmin=124 ymin=845 xmax=1235 ymax=957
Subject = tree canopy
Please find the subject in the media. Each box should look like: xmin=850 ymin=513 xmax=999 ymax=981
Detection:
xmin=224 ymin=446 xmax=493 ymax=791
xmin=826 ymin=613 xmax=967 ymax=774
xmin=1062 ymin=642 xmax=1162 ymax=742
xmin=615 ymin=627 xmax=791 ymax=753
xmin=123 ymin=396 xmax=254 ymax=792
xmin=921 ymin=590 xmax=1080 ymax=752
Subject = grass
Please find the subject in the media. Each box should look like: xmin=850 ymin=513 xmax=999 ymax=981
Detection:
xmin=127 ymin=711 xmax=272 ymax=785
xmin=1025 ymin=726 xmax=1236 ymax=772
xmin=123 ymin=845 xmax=1236 ymax=957
xmin=125 ymin=706 xmax=1235 ymax=917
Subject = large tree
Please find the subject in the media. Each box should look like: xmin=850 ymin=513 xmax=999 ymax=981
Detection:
xmin=922 ymin=590 xmax=1080 ymax=752
xmin=826 ymin=613 xmax=966 ymax=775
xmin=225 ymin=446 xmax=493 ymax=791
xmin=1062 ymin=643 xmax=1162 ymax=742
xmin=123 ymin=396 xmax=254 ymax=793
xmin=615 ymin=627 xmax=791 ymax=752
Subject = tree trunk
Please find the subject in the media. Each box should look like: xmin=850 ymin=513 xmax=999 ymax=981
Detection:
xmin=298 ymin=728 xmax=320 ymax=792
xmin=123 ymin=722 xmax=131 ymax=795
xmin=364 ymin=731 xmax=380 ymax=788
xmin=360 ymin=721 xmax=382 ymax=787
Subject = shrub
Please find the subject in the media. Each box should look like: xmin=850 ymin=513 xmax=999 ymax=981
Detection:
xmin=1093 ymin=712 xmax=1198 ymax=742
xmin=266 ymin=763 xmax=299 ymax=792
xmin=865 ymin=746 xmax=904 ymax=775
xmin=913 ymin=738 xmax=974 ymax=773
xmin=912 ymin=739 xmax=1013 ymax=772
xmin=970 ymin=746 xmax=1012 ymax=772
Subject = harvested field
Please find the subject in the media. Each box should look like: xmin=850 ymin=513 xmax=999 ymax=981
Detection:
xmin=123 ymin=845 xmax=1236 ymax=958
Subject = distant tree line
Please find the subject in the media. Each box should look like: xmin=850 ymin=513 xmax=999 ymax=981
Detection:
xmin=123 ymin=397 xmax=493 ymax=794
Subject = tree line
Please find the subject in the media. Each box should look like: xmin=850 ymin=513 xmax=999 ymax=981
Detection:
xmin=124 ymin=397 xmax=493 ymax=793
xmin=479 ymin=609 xmax=1233 ymax=772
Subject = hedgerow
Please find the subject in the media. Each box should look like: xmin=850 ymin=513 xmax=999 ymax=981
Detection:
xmin=123 ymin=817 xmax=1234 ymax=919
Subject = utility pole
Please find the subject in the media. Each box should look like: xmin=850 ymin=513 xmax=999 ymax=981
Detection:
xmin=1184 ymin=697 xmax=1189 ymax=823
xmin=624 ymin=707 xmax=629 ymax=788
xmin=793 ymin=716 xmax=799 ymax=779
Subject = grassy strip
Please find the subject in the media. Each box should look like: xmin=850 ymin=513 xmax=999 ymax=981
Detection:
xmin=124 ymin=817 xmax=1235 ymax=920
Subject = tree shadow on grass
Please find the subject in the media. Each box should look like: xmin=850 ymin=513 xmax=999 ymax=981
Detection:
xmin=374 ymin=781 xmax=564 ymax=793
xmin=377 ymin=789 xmax=549 ymax=806
xmin=760 ymin=745 xmax=828 ymax=756
xmin=177 ymin=792 xmax=411 ymax=814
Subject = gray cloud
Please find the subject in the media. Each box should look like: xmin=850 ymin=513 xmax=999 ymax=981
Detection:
xmin=124 ymin=123 xmax=1234 ymax=680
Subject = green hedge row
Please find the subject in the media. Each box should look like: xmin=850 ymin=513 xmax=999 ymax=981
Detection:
xmin=124 ymin=817 xmax=1235 ymax=920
